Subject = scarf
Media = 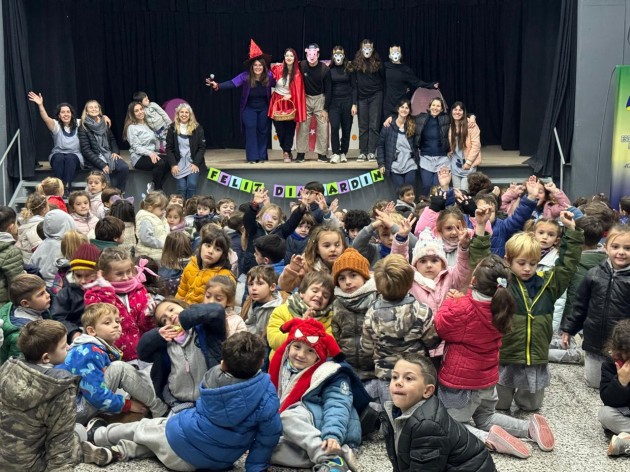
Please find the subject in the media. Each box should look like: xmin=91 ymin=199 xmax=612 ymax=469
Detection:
xmin=413 ymin=271 xmax=437 ymax=291
xmin=379 ymin=243 xmax=391 ymax=259
xmin=109 ymin=276 xmax=144 ymax=294
xmin=170 ymin=221 xmax=187 ymax=232
xmin=442 ymin=238 xmax=459 ymax=254
xmin=286 ymin=293 xmax=331 ymax=320
xmin=83 ymin=116 xmax=114 ymax=169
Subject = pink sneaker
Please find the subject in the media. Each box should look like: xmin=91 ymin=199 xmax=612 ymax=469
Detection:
xmin=487 ymin=425 xmax=531 ymax=459
xmin=528 ymin=414 xmax=555 ymax=451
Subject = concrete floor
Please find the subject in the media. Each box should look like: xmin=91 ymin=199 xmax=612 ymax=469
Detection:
xmin=76 ymin=363 xmax=629 ymax=472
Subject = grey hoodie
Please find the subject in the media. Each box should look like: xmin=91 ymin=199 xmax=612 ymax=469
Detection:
xmin=30 ymin=210 xmax=76 ymax=286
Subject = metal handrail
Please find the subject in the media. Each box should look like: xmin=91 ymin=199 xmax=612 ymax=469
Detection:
xmin=553 ymin=127 xmax=566 ymax=191
xmin=0 ymin=130 xmax=21 ymax=205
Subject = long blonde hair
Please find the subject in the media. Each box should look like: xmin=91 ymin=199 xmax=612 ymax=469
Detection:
xmin=20 ymin=192 xmax=48 ymax=221
xmin=173 ymin=103 xmax=199 ymax=135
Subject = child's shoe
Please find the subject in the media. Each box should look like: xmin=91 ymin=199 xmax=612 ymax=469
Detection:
xmin=487 ymin=425 xmax=531 ymax=458
xmin=81 ymin=442 xmax=119 ymax=466
xmin=608 ymin=432 xmax=630 ymax=456
xmin=528 ymin=413 xmax=555 ymax=451
xmin=85 ymin=417 xmax=108 ymax=443
xmin=341 ymin=444 xmax=359 ymax=472
xmin=314 ymin=455 xmax=350 ymax=472
xmin=359 ymin=405 xmax=380 ymax=437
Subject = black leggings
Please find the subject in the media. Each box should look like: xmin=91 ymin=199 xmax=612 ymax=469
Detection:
xmin=134 ymin=154 xmax=169 ymax=190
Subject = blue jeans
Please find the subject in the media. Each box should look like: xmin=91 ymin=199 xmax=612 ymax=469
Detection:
xmin=390 ymin=169 xmax=417 ymax=196
xmin=242 ymin=105 xmax=270 ymax=162
xmin=420 ymin=168 xmax=439 ymax=197
xmin=108 ymin=159 xmax=129 ymax=193
xmin=177 ymin=172 xmax=199 ymax=200
xmin=50 ymin=153 xmax=80 ymax=190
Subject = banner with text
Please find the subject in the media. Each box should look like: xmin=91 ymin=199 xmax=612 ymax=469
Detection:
xmin=611 ymin=65 xmax=630 ymax=208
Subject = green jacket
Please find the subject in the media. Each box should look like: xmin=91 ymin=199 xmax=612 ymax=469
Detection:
xmin=499 ymin=228 xmax=584 ymax=365
xmin=0 ymin=303 xmax=21 ymax=364
xmin=0 ymin=238 xmax=25 ymax=305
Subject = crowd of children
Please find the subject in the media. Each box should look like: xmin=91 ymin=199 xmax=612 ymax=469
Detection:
xmin=0 ymin=166 xmax=630 ymax=471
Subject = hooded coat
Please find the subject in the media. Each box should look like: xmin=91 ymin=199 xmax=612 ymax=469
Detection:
xmin=0 ymin=359 xmax=80 ymax=471
xmin=30 ymin=210 xmax=76 ymax=287
xmin=165 ymin=366 xmax=282 ymax=471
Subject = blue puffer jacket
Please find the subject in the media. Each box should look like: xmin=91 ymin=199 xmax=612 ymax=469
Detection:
xmin=489 ymin=196 xmax=537 ymax=257
xmin=166 ymin=369 xmax=282 ymax=471
xmin=300 ymin=361 xmax=371 ymax=448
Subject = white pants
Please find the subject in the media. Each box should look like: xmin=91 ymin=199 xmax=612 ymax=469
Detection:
xmin=95 ymin=418 xmax=195 ymax=471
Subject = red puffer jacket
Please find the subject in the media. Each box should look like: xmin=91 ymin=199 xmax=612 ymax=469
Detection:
xmin=434 ymin=292 xmax=502 ymax=390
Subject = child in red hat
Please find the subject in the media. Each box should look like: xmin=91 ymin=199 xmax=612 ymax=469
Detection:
xmin=268 ymin=318 xmax=370 ymax=472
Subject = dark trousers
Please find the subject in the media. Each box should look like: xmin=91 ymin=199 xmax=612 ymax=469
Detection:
xmin=358 ymin=91 xmax=383 ymax=154
xmin=390 ymin=169 xmax=417 ymax=195
xmin=420 ymin=168 xmax=439 ymax=197
xmin=242 ymin=105 xmax=270 ymax=162
xmin=274 ymin=120 xmax=296 ymax=152
xmin=329 ymin=97 xmax=353 ymax=155
xmin=109 ymin=159 xmax=130 ymax=193
xmin=50 ymin=153 xmax=80 ymax=190
xmin=133 ymin=154 xmax=169 ymax=190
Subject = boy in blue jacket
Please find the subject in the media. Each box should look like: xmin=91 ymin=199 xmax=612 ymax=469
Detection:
xmin=269 ymin=318 xmax=370 ymax=472
xmin=84 ymin=331 xmax=282 ymax=471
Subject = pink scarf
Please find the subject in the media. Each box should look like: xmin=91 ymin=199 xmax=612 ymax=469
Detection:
xmin=109 ymin=277 xmax=144 ymax=294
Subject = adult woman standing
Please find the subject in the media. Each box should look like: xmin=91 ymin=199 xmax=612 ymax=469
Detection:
xmin=449 ymin=102 xmax=481 ymax=192
xmin=268 ymin=48 xmax=306 ymax=162
xmin=207 ymin=40 xmax=275 ymax=163
xmin=78 ymin=100 xmax=129 ymax=192
xmin=166 ymin=102 xmax=206 ymax=200
xmin=28 ymin=92 xmax=83 ymax=194
xmin=123 ymin=101 xmax=170 ymax=193
xmin=349 ymin=39 xmax=383 ymax=162
xmin=415 ymin=97 xmax=450 ymax=196
xmin=327 ymin=46 xmax=356 ymax=164
xmin=376 ymin=99 xmax=418 ymax=192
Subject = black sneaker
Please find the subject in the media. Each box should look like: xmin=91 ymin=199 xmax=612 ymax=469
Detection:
xmin=317 ymin=154 xmax=330 ymax=163
xmin=85 ymin=417 xmax=108 ymax=443
xmin=296 ymin=153 xmax=305 ymax=163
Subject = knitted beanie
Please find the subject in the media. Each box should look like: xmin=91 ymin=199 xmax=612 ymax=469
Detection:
xmin=268 ymin=318 xmax=344 ymax=412
xmin=70 ymin=243 xmax=101 ymax=272
xmin=332 ymin=248 xmax=370 ymax=285
xmin=411 ymin=228 xmax=448 ymax=268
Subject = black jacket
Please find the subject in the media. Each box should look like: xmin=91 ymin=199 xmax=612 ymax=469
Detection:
xmin=376 ymin=124 xmax=418 ymax=175
xmin=415 ymin=113 xmax=450 ymax=155
xmin=165 ymin=123 xmax=206 ymax=168
xmin=600 ymin=358 xmax=630 ymax=408
xmin=382 ymin=395 xmax=496 ymax=472
xmin=50 ymin=283 xmax=85 ymax=342
xmin=78 ymin=126 xmax=120 ymax=170
xmin=561 ymin=262 xmax=630 ymax=355
xmin=136 ymin=304 xmax=226 ymax=401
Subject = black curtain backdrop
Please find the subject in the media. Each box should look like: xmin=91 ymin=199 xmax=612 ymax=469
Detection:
xmin=13 ymin=0 xmax=575 ymax=178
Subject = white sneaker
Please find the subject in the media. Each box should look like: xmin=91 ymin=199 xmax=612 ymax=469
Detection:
xmin=367 ymin=153 xmax=376 ymax=161
xmin=340 ymin=153 xmax=347 ymax=163
xmin=330 ymin=154 xmax=340 ymax=164
xmin=357 ymin=154 xmax=367 ymax=162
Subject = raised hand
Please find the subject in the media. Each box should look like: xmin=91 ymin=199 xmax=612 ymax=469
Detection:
xmin=397 ymin=214 xmax=416 ymax=238
xmin=329 ymin=198 xmax=339 ymax=214
xmin=252 ymin=187 xmax=267 ymax=205
xmin=374 ymin=208 xmax=394 ymax=229
xmin=544 ymin=180 xmax=559 ymax=194
xmin=289 ymin=254 xmax=305 ymax=273
xmin=559 ymin=210 xmax=575 ymax=230
xmin=27 ymin=91 xmax=44 ymax=106
xmin=525 ymin=176 xmax=539 ymax=199
xmin=383 ymin=201 xmax=396 ymax=214
xmin=458 ymin=225 xmax=471 ymax=249
xmin=315 ymin=194 xmax=328 ymax=211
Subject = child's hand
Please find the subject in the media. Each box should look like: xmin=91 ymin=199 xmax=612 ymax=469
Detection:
xmin=561 ymin=332 xmax=571 ymax=349
xmin=617 ymin=360 xmax=630 ymax=387
xmin=525 ymin=176 xmax=539 ymax=199
xmin=559 ymin=211 xmax=575 ymax=230
xmin=129 ymin=399 xmax=149 ymax=415
xmin=252 ymin=188 xmax=267 ymax=205
xmin=396 ymin=214 xmax=416 ymax=238
xmin=298 ymin=189 xmax=310 ymax=208
xmin=374 ymin=209 xmax=393 ymax=229
xmin=145 ymin=296 xmax=156 ymax=317
xmin=474 ymin=206 xmax=492 ymax=230
xmin=289 ymin=254 xmax=305 ymax=273
xmin=544 ymin=181 xmax=559 ymax=194
xmin=383 ymin=201 xmax=396 ymax=214
xmin=458 ymin=226 xmax=471 ymax=249
xmin=315 ymin=194 xmax=328 ymax=211
xmin=446 ymin=289 xmax=465 ymax=299
xmin=159 ymin=325 xmax=180 ymax=342
xmin=320 ymin=438 xmax=341 ymax=454
xmin=437 ymin=167 xmax=451 ymax=189
xmin=329 ymin=198 xmax=339 ymax=214
xmin=492 ymin=186 xmax=501 ymax=197
xmin=303 ymin=308 xmax=315 ymax=320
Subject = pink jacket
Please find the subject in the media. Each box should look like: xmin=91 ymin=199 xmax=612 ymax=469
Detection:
xmin=434 ymin=293 xmax=502 ymax=390
xmin=448 ymin=122 xmax=481 ymax=167
xmin=84 ymin=285 xmax=154 ymax=361
xmin=501 ymin=187 xmax=570 ymax=219
xmin=391 ymin=236 xmax=471 ymax=315
xmin=71 ymin=213 xmax=98 ymax=238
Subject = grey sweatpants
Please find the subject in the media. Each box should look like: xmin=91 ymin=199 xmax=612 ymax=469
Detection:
xmin=446 ymin=386 xmax=529 ymax=442
xmin=495 ymin=384 xmax=545 ymax=412
xmin=598 ymin=406 xmax=630 ymax=434
xmin=94 ymin=418 xmax=195 ymax=471
xmin=270 ymin=404 xmax=335 ymax=468
xmin=296 ymin=94 xmax=328 ymax=155
xmin=77 ymin=361 xmax=168 ymax=424
xmin=585 ymin=352 xmax=607 ymax=388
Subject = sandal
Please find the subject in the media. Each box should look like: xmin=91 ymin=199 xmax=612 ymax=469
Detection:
xmin=283 ymin=152 xmax=291 ymax=163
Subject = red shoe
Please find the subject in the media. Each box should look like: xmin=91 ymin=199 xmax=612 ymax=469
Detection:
xmin=529 ymin=414 xmax=555 ymax=451
xmin=487 ymin=425 xmax=531 ymax=458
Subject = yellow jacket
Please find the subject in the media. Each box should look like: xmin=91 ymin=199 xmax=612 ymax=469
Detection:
xmin=266 ymin=303 xmax=333 ymax=357
xmin=176 ymin=256 xmax=235 ymax=305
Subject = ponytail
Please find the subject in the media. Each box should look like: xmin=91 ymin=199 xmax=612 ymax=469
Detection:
xmin=472 ymin=255 xmax=516 ymax=334
xmin=490 ymin=286 xmax=515 ymax=334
